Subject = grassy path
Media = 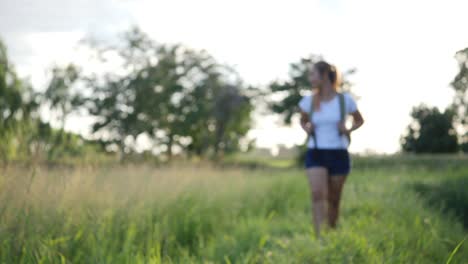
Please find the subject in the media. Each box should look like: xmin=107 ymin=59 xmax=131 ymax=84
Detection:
xmin=0 ymin=156 xmax=467 ymax=263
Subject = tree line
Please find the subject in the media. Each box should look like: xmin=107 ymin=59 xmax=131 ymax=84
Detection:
xmin=400 ymin=48 xmax=468 ymax=153
xmin=1 ymin=27 xmax=467 ymax=165
xmin=1 ymin=28 xmax=255 ymax=164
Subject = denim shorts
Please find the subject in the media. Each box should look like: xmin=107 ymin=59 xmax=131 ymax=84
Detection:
xmin=305 ymin=148 xmax=351 ymax=176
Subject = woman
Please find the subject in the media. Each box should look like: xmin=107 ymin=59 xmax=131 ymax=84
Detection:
xmin=298 ymin=61 xmax=364 ymax=238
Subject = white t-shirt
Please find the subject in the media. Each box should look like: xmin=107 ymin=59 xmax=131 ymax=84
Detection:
xmin=298 ymin=92 xmax=357 ymax=149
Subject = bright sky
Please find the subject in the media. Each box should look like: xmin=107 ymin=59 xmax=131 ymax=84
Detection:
xmin=1 ymin=0 xmax=467 ymax=154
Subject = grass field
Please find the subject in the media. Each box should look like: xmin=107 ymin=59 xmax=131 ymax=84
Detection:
xmin=0 ymin=155 xmax=467 ymax=263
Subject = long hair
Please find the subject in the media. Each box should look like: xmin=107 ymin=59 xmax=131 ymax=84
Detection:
xmin=312 ymin=61 xmax=341 ymax=111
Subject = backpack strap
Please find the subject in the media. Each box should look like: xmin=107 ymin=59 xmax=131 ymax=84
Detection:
xmin=308 ymin=95 xmax=317 ymax=149
xmin=338 ymin=92 xmax=345 ymax=121
xmin=338 ymin=92 xmax=351 ymax=144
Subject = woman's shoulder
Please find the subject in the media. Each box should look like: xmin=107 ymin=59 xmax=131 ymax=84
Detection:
xmin=298 ymin=94 xmax=313 ymax=112
xmin=299 ymin=94 xmax=313 ymax=103
xmin=340 ymin=91 xmax=356 ymax=101
xmin=340 ymin=91 xmax=358 ymax=112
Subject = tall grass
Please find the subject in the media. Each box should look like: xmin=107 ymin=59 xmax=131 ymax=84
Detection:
xmin=0 ymin=156 xmax=467 ymax=263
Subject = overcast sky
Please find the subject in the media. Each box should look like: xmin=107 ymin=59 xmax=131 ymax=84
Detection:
xmin=1 ymin=0 xmax=467 ymax=154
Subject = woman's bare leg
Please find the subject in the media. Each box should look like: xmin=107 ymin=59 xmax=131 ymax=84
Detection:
xmin=327 ymin=175 xmax=347 ymax=228
xmin=307 ymin=167 xmax=328 ymax=238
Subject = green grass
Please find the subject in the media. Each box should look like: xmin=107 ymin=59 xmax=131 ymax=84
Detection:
xmin=0 ymin=156 xmax=467 ymax=263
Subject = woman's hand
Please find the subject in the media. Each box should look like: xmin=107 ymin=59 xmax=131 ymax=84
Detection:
xmin=339 ymin=110 xmax=365 ymax=136
xmin=300 ymin=111 xmax=315 ymax=135
xmin=302 ymin=122 xmax=315 ymax=135
xmin=337 ymin=121 xmax=350 ymax=136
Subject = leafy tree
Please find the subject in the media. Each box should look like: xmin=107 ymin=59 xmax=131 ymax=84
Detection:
xmin=42 ymin=64 xmax=86 ymax=160
xmin=451 ymin=48 xmax=468 ymax=151
xmin=0 ymin=38 xmax=106 ymax=163
xmin=44 ymin=64 xmax=82 ymax=131
xmin=82 ymin=28 xmax=254 ymax=160
xmin=0 ymin=39 xmax=39 ymax=162
xmin=186 ymin=68 xmax=253 ymax=158
xmin=401 ymin=105 xmax=458 ymax=153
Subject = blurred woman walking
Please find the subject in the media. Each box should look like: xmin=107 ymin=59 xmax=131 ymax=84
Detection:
xmin=298 ymin=61 xmax=364 ymax=238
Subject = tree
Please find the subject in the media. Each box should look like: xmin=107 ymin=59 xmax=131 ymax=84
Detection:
xmin=43 ymin=64 xmax=86 ymax=160
xmin=85 ymin=29 xmax=207 ymax=159
xmin=186 ymin=69 xmax=253 ymax=158
xmin=44 ymin=64 xmax=82 ymax=131
xmin=82 ymin=28 xmax=168 ymax=159
xmin=451 ymin=48 xmax=468 ymax=151
xmin=0 ymin=38 xmax=113 ymax=164
xmin=82 ymin=28 xmax=254 ymax=160
xmin=401 ymin=105 xmax=458 ymax=153
xmin=0 ymin=39 xmax=39 ymax=162
xmin=87 ymin=69 xmax=141 ymax=159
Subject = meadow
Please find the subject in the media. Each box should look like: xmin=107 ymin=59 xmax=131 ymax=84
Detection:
xmin=0 ymin=155 xmax=467 ymax=263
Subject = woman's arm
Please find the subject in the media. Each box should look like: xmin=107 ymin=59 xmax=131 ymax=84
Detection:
xmin=348 ymin=110 xmax=364 ymax=133
xmin=338 ymin=110 xmax=364 ymax=135
xmin=300 ymin=111 xmax=314 ymax=134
